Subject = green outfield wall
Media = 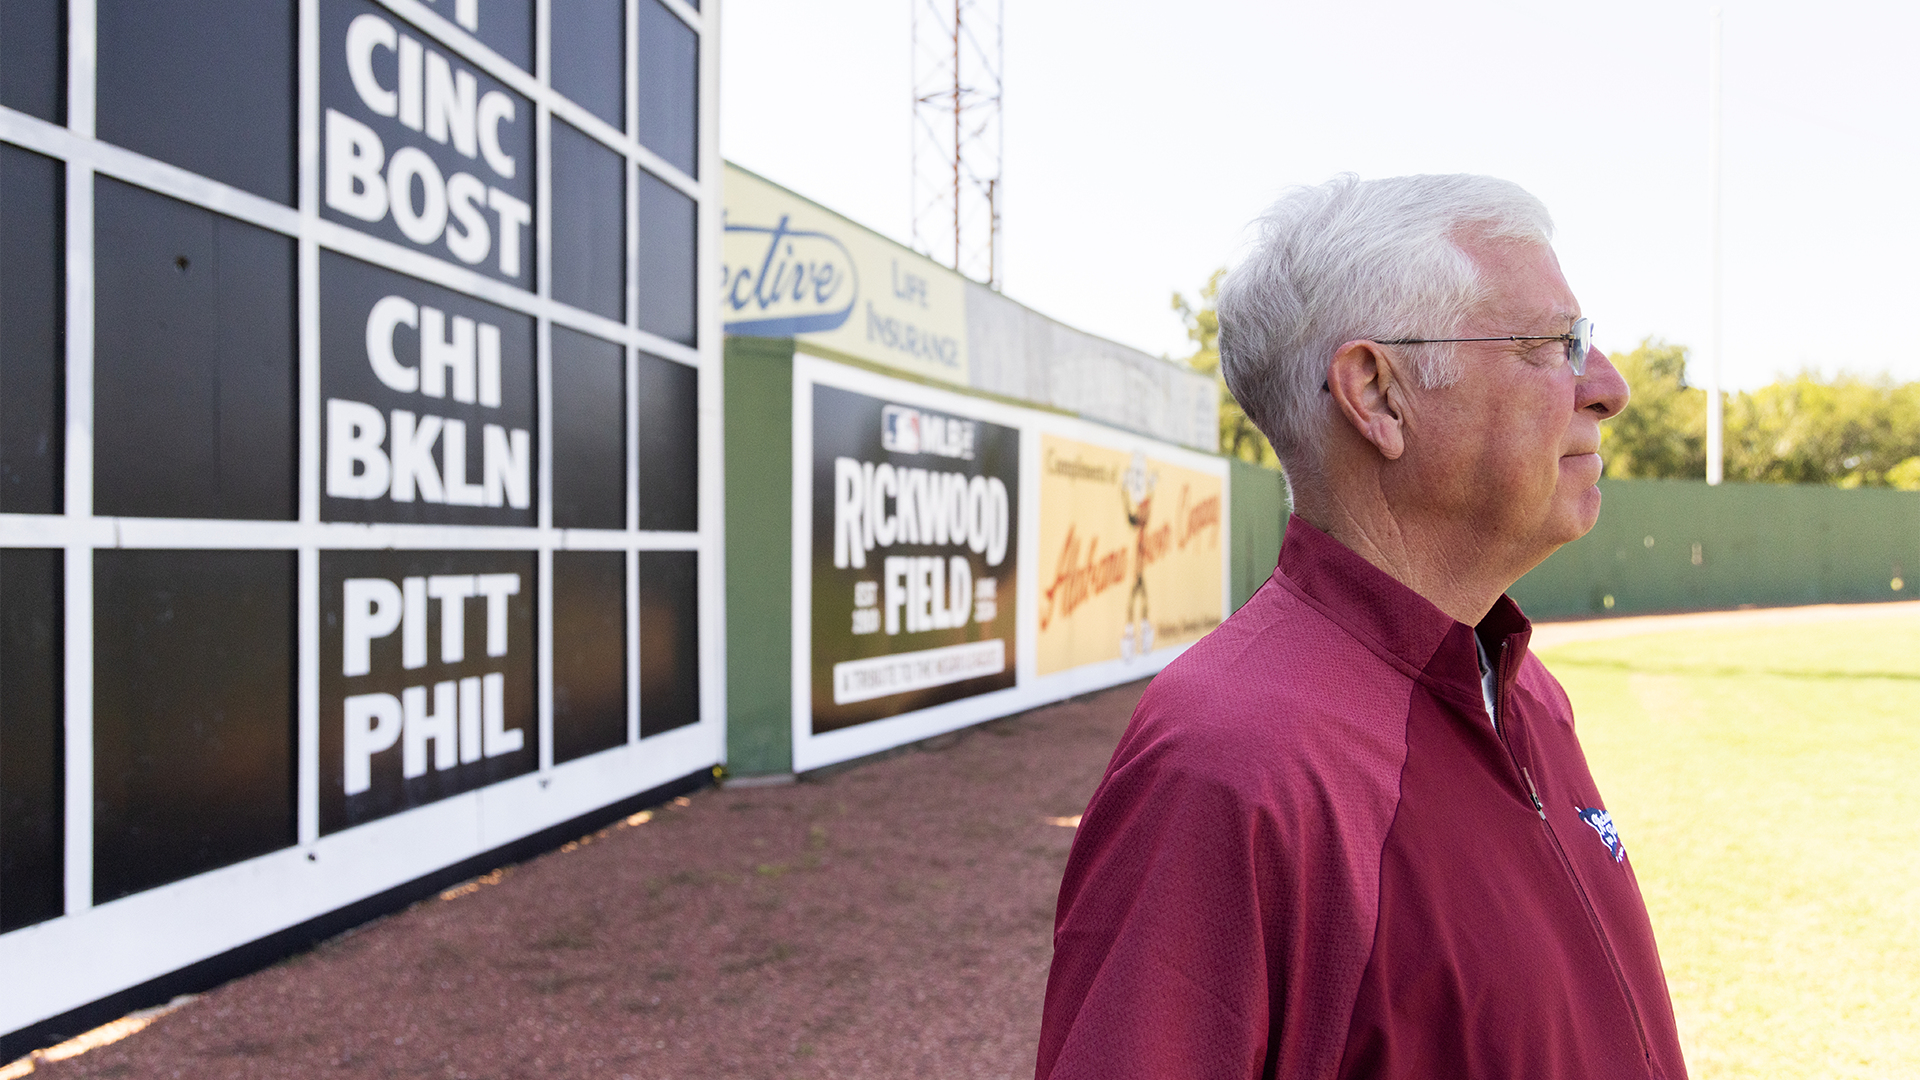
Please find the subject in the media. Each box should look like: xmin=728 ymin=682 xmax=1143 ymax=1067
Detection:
xmin=1512 ymin=478 xmax=1920 ymax=619
xmin=1186 ymin=471 xmax=1919 ymax=623
xmin=723 ymin=337 xmax=797 ymax=776
xmin=1228 ymin=458 xmax=1287 ymax=609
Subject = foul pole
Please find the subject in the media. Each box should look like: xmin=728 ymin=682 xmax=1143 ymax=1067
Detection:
xmin=1706 ymin=9 xmax=1725 ymax=484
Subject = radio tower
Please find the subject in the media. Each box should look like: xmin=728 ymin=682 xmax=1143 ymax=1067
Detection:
xmin=911 ymin=0 xmax=1004 ymax=288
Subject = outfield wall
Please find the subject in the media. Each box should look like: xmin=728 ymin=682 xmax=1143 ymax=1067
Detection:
xmin=1 ymin=1 xmax=721 ymax=1053
xmin=720 ymin=164 xmax=1244 ymax=779
xmin=723 ymin=335 xmax=1249 ymax=777
xmin=1198 ymin=475 xmax=1918 ymax=624
xmin=1512 ymin=479 xmax=1920 ymax=619
xmin=1227 ymin=458 xmax=1285 ymax=610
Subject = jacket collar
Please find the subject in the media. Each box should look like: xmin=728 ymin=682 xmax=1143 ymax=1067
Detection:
xmin=1274 ymin=515 xmax=1534 ymax=701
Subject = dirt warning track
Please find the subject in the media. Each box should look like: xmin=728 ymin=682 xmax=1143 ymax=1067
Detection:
xmin=28 ymin=683 xmax=1147 ymax=1080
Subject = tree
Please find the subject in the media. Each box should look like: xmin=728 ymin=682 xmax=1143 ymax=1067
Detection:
xmin=1599 ymin=336 xmax=1920 ymax=488
xmin=1600 ymin=339 xmax=1705 ymax=479
xmin=1723 ymin=374 xmax=1920 ymax=487
xmin=1173 ymin=269 xmax=1282 ymax=470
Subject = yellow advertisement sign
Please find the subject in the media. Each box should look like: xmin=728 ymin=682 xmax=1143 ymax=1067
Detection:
xmin=722 ymin=164 xmax=970 ymax=386
xmin=1036 ymin=435 xmax=1224 ymax=675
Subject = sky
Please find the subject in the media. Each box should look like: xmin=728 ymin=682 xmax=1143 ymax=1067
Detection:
xmin=720 ymin=0 xmax=1920 ymax=391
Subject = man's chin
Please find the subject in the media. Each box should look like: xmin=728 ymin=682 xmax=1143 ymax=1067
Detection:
xmin=1559 ymin=483 xmax=1605 ymax=542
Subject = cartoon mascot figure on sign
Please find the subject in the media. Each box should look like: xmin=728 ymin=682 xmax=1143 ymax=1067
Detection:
xmin=1120 ymin=451 xmax=1156 ymax=661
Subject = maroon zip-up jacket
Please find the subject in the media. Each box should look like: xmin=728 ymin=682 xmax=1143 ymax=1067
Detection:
xmin=1037 ymin=517 xmax=1686 ymax=1080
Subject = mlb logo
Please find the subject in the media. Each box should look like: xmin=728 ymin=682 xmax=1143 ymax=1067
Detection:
xmin=881 ymin=405 xmax=922 ymax=454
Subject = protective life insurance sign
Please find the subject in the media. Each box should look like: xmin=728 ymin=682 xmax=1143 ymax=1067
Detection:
xmin=808 ymin=384 xmax=1020 ymax=733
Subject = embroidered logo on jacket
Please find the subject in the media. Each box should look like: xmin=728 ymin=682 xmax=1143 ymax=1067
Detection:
xmin=1577 ymin=807 xmax=1626 ymax=864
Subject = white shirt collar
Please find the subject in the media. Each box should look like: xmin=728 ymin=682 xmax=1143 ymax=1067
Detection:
xmin=1474 ymin=632 xmax=1498 ymax=730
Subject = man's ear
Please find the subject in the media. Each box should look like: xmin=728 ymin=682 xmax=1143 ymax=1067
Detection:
xmin=1327 ymin=339 xmax=1407 ymax=461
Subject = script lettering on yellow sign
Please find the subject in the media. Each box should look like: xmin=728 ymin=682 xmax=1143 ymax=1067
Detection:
xmin=1035 ymin=436 xmax=1224 ymax=675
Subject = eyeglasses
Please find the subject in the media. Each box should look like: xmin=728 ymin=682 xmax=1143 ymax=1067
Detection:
xmin=1375 ymin=316 xmax=1594 ymax=377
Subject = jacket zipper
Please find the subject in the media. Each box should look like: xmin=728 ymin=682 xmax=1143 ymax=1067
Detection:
xmin=1494 ymin=641 xmax=1655 ymax=1072
xmin=1520 ymin=765 xmax=1546 ymax=819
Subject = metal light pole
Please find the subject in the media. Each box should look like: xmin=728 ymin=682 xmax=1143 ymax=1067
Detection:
xmin=910 ymin=0 xmax=1005 ymax=288
xmin=1706 ymin=9 xmax=1725 ymax=485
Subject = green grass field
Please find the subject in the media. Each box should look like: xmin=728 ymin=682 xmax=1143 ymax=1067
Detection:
xmin=1540 ymin=616 xmax=1920 ymax=1079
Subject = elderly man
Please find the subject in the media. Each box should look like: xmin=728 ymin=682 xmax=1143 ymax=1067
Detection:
xmin=1036 ymin=175 xmax=1687 ymax=1080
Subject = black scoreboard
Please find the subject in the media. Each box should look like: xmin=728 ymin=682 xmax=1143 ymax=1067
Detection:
xmin=0 ymin=0 xmax=715 ymax=1047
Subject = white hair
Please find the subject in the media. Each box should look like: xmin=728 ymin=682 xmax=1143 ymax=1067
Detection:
xmin=1216 ymin=173 xmax=1553 ymax=478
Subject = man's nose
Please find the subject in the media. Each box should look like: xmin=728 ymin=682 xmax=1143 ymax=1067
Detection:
xmin=1578 ymin=346 xmax=1629 ymax=419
